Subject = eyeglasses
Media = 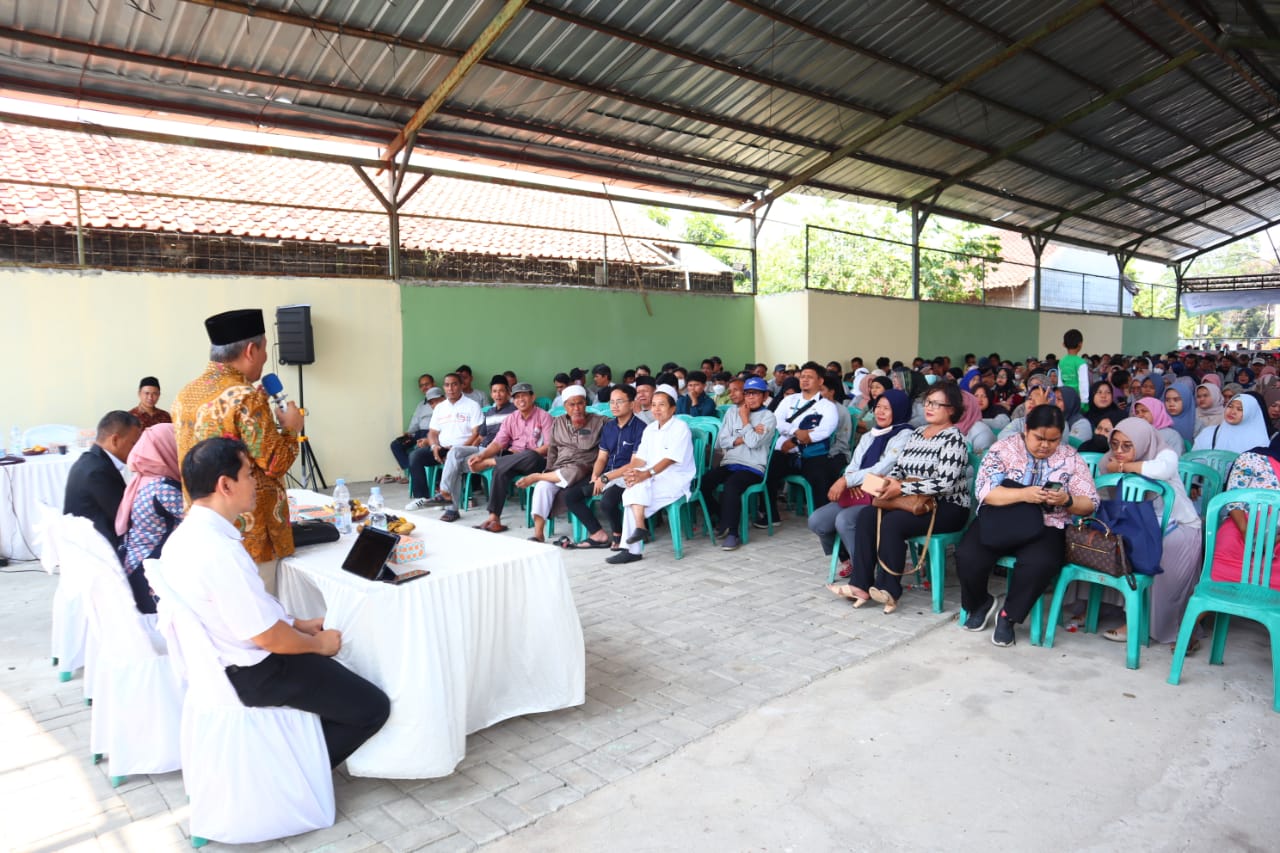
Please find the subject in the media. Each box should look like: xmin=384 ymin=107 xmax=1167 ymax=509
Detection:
xmin=923 ymin=399 xmax=952 ymax=409
xmin=1108 ymin=440 xmax=1135 ymax=452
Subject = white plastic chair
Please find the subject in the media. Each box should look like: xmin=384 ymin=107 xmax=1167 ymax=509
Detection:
xmin=60 ymin=517 xmax=182 ymax=786
xmin=34 ymin=507 xmax=90 ymax=683
xmin=23 ymin=424 xmax=79 ymax=448
xmin=148 ymin=560 xmax=335 ymax=846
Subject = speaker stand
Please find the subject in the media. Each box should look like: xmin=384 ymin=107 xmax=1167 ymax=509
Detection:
xmin=286 ymin=365 xmax=328 ymax=492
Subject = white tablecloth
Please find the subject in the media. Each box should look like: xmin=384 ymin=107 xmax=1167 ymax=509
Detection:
xmin=1 ymin=451 xmax=82 ymax=560
xmin=277 ymin=489 xmax=585 ymax=779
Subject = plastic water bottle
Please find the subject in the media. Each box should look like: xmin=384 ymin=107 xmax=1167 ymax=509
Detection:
xmin=9 ymin=425 xmax=21 ymax=456
xmin=368 ymin=486 xmax=387 ymax=531
xmin=333 ymin=479 xmax=352 ymax=534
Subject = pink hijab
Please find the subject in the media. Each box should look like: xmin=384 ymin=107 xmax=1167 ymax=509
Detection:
xmin=1201 ymin=373 xmax=1222 ymax=388
xmin=1134 ymin=396 xmax=1174 ymax=430
xmin=114 ymin=423 xmax=180 ymax=536
xmin=956 ymin=390 xmax=983 ymax=435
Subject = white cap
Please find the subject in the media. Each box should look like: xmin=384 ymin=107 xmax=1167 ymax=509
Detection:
xmin=655 ymin=383 xmax=679 ymax=402
xmin=561 ymin=385 xmax=588 ymax=400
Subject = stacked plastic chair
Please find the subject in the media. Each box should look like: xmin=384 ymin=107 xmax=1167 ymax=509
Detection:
xmin=58 ymin=516 xmax=182 ymax=786
xmin=148 ymin=561 xmax=335 ymax=846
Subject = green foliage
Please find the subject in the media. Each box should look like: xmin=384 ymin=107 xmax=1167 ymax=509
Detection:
xmin=645 ymin=206 xmax=671 ymax=228
xmin=756 ymin=197 xmax=1001 ymax=300
xmin=1162 ymin=235 xmax=1280 ymax=342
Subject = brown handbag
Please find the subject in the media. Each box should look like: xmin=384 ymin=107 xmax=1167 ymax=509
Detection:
xmin=1064 ymin=516 xmax=1136 ymax=590
xmin=870 ymin=478 xmax=937 ymax=516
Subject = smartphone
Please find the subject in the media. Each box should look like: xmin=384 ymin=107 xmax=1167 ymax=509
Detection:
xmin=1045 ymin=482 xmax=1064 ymax=492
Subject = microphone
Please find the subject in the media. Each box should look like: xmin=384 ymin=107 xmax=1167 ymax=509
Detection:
xmin=262 ymin=372 xmax=289 ymax=408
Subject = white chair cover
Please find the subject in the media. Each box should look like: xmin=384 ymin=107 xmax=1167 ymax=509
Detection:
xmin=23 ymin=424 xmax=79 ymax=447
xmin=148 ymin=560 xmax=335 ymax=844
xmin=61 ymin=517 xmax=181 ymax=779
xmin=35 ymin=507 xmax=89 ymax=677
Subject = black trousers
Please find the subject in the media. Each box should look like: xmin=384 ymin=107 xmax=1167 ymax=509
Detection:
xmin=955 ymin=515 xmax=1066 ymax=624
xmin=390 ymin=430 xmax=430 ymax=470
xmin=487 ymin=450 xmax=546 ymax=515
xmin=407 ymin=444 xmax=447 ymax=499
xmin=764 ymin=451 xmax=832 ymax=516
xmin=562 ymin=479 xmax=625 ymax=536
xmin=226 ymin=653 xmax=390 ymax=769
xmin=850 ymin=501 xmax=969 ymax=600
xmin=700 ymin=466 xmax=762 ymax=534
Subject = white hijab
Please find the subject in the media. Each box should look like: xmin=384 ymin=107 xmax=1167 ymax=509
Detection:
xmin=1192 ymin=393 xmax=1269 ymax=453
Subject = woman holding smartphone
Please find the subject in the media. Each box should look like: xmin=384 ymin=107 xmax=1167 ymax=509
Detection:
xmin=954 ymin=405 xmax=1099 ymax=647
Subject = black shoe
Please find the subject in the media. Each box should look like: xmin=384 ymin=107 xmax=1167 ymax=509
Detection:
xmin=606 ymin=551 xmax=643 ymax=565
xmin=751 ymin=514 xmax=771 ymax=530
xmin=992 ymin=610 xmax=1016 ymax=647
xmin=962 ymin=594 xmax=1002 ymax=632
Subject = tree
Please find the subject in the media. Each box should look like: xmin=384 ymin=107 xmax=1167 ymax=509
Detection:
xmin=1160 ymin=234 xmax=1280 ymax=343
xmin=756 ymin=197 xmax=1001 ymax=299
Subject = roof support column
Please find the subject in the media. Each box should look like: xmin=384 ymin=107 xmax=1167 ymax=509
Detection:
xmin=354 ymin=146 xmax=429 ymax=281
xmin=1114 ymin=248 xmax=1138 ymax=315
xmin=911 ymin=204 xmax=930 ymax=301
xmin=1028 ymin=233 xmax=1051 ymax=312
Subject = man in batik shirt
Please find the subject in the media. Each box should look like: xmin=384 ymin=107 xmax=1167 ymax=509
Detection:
xmin=171 ymin=308 xmax=303 ymax=593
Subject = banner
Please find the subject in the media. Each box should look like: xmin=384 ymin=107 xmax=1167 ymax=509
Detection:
xmin=1181 ymin=289 xmax=1280 ymax=315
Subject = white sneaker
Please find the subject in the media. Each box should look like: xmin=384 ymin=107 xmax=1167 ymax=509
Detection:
xmin=404 ymin=498 xmax=430 ymax=511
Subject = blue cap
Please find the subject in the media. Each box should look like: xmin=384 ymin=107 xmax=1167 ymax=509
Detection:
xmin=743 ymin=377 xmax=769 ymax=392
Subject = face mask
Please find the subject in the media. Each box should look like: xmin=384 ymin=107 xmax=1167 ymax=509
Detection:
xmin=711 ymin=384 xmax=725 ymax=397
xmin=678 ymin=378 xmax=687 ymax=391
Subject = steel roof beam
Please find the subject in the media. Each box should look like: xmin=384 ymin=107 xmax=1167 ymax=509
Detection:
xmin=740 ymin=0 xmax=1106 ymax=212
xmin=926 ymin=1 xmax=1271 ymax=222
xmin=898 ymin=47 xmax=1204 ymax=211
xmin=1174 ymin=213 xmax=1280 ymax=263
xmin=167 ymin=0 xmax=1204 ymax=235
xmin=1030 ymin=105 xmax=1280 ymax=240
xmin=381 ymin=0 xmax=528 ymax=167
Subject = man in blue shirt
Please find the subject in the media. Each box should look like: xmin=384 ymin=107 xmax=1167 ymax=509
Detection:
xmin=677 ymin=370 xmax=718 ymax=417
xmin=559 ymin=385 xmax=646 ymax=549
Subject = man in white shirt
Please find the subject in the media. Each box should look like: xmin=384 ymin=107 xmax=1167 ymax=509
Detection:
xmin=160 ymin=437 xmax=389 ymax=769
xmin=762 ymin=361 xmax=840 ymax=526
xmin=405 ymin=373 xmax=482 ymax=509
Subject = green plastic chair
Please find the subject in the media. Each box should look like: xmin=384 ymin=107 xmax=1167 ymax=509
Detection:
xmin=1177 ymin=459 xmax=1224 ymax=517
xmin=460 ymin=466 xmax=494 ymax=512
xmin=549 ymin=406 xmax=566 ymax=417
xmin=522 ymin=482 xmax=556 ymax=537
xmin=911 ymin=464 xmax=978 ymax=614
xmin=1182 ymin=449 xmax=1239 ymax=483
xmin=783 ymin=474 xmax=814 ymax=518
xmin=1067 ymin=435 xmax=1084 ymax=449
xmin=1043 ymin=473 xmax=1175 ymax=669
xmin=716 ymin=404 xmax=732 ymax=418
xmin=1168 ymin=489 xmax=1280 ymax=711
xmin=535 ymin=396 xmax=552 ymax=411
xmin=734 ymin=430 xmax=778 ymax=544
xmin=1078 ymin=451 xmax=1104 ymax=477
xmin=587 ymin=402 xmax=613 ymax=417
xmin=648 ymin=433 xmax=712 ymax=560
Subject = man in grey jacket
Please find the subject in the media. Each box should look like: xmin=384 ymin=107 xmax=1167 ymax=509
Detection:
xmin=700 ymin=377 xmax=777 ymax=551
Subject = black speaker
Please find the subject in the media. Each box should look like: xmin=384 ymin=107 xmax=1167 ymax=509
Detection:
xmin=276 ymin=304 xmax=315 ymax=365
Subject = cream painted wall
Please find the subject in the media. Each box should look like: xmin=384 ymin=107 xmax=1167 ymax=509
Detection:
xmin=807 ymin=291 xmax=920 ymax=364
xmin=1 ymin=268 xmax=401 ymax=484
xmin=1038 ymin=311 xmax=1124 ymax=357
xmin=754 ymin=291 xmax=808 ymax=368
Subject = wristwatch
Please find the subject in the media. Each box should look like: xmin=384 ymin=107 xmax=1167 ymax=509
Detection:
xmin=599 ymin=474 xmax=610 ymax=484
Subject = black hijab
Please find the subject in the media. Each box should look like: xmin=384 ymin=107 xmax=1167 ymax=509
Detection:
xmin=1086 ymin=380 xmax=1123 ymax=429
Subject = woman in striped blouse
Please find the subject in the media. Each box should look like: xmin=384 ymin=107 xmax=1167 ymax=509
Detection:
xmin=828 ymin=382 xmax=971 ymax=613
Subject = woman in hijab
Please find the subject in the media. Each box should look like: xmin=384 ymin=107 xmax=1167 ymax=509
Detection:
xmin=810 ymin=389 xmax=915 ymax=576
xmin=117 ymin=423 xmax=184 ymax=615
xmin=1193 ymin=394 xmax=1270 ymax=453
xmin=1201 ymin=372 xmax=1222 ymax=389
xmin=1193 ymin=381 xmax=1225 ymax=437
xmin=768 ymin=375 xmax=801 ymax=413
xmin=1222 ymin=382 xmax=1244 ymax=403
xmin=1162 ymin=377 xmax=1198 ymax=447
xmin=850 ymin=368 xmax=871 ymax=410
xmin=998 ymin=384 xmax=1091 ymax=444
xmin=972 ymin=384 xmax=1009 ymax=433
xmin=1079 ymin=380 xmax=1125 ymax=452
xmin=991 ymin=367 xmax=1022 ymax=414
xmin=1212 ymin=433 xmax=1280 ymax=590
xmin=1099 ymin=417 xmax=1203 ymax=647
xmin=1131 ymin=396 xmax=1185 ymax=457
xmin=1261 ymin=385 xmax=1280 ymax=438
xmin=1234 ymin=367 xmax=1256 ymax=390
xmin=857 ymin=375 xmax=894 ymax=432
xmin=956 ymin=389 xmax=997 ymax=454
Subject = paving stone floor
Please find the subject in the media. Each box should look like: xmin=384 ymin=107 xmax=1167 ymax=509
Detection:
xmin=1 ymin=481 xmax=957 ymax=851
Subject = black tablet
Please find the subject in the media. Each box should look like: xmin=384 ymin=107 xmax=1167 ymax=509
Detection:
xmin=340 ymin=526 xmax=399 ymax=581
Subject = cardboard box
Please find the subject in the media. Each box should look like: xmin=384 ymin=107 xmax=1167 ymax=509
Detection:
xmin=389 ymin=535 xmax=425 ymax=564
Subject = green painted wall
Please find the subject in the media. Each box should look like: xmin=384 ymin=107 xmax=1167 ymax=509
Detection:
xmin=400 ymin=283 xmax=755 ymax=420
xmin=1121 ymin=318 xmax=1178 ymax=354
xmin=917 ymin=302 xmax=1040 ymax=365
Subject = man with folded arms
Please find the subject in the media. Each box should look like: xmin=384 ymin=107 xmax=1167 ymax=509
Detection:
xmin=701 ymin=377 xmax=776 ymax=550
xmin=518 ymin=386 xmax=607 ymax=543
xmin=161 ymin=437 xmax=389 ymax=769
xmin=172 ymin=309 xmax=302 ymax=594
xmin=466 ymin=382 xmax=553 ymax=532
xmin=404 ymin=373 xmax=481 ymax=511
xmin=761 ymin=361 xmax=839 ymax=527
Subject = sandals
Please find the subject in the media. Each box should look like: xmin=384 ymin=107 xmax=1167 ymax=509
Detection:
xmin=374 ymin=473 xmax=400 ymax=484
xmin=559 ymin=536 xmax=609 ymax=550
xmin=472 ymin=519 xmax=510 ymax=533
xmin=1102 ymin=627 xmax=1127 ymax=643
xmin=869 ymin=586 xmax=898 ymax=614
xmin=826 ymin=584 xmax=870 ymax=607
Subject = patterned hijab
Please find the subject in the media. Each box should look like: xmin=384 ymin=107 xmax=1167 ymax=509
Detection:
xmin=114 ymin=423 xmax=180 ymax=536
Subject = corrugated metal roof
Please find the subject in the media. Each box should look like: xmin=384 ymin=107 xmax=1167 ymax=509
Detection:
xmin=1 ymin=0 xmax=1279 ymax=263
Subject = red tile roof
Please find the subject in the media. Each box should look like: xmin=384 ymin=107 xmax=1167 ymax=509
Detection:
xmin=0 ymin=122 xmax=680 ymax=264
